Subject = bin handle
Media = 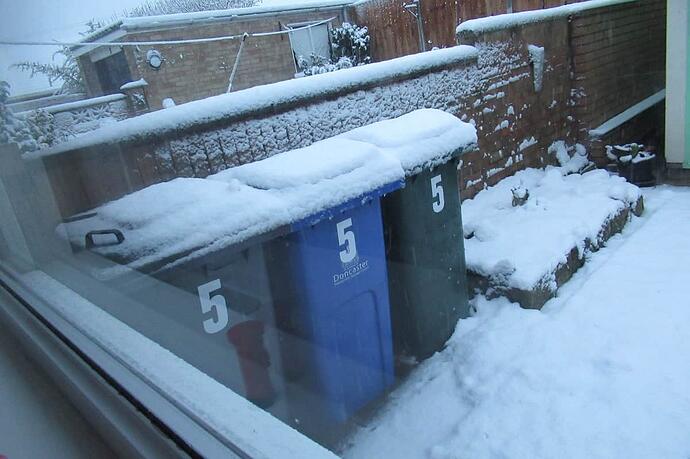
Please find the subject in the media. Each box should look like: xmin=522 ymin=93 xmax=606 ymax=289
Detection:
xmin=85 ymin=229 xmax=125 ymax=249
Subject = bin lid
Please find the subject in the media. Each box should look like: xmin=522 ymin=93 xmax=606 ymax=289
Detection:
xmin=58 ymin=177 xmax=292 ymax=274
xmin=338 ymin=109 xmax=477 ymax=176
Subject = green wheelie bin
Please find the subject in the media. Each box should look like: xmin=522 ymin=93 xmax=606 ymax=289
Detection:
xmin=381 ymin=148 xmax=470 ymax=361
xmin=339 ymin=108 xmax=475 ymax=363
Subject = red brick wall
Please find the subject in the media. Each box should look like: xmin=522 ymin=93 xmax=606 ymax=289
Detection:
xmin=569 ymin=0 xmax=666 ymax=163
xmin=457 ymin=20 xmax=575 ymax=198
xmin=81 ymin=10 xmax=345 ymax=110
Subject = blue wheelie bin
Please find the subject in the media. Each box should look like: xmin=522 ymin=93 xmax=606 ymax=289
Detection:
xmin=281 ymin=184 xmax=400 ymax=424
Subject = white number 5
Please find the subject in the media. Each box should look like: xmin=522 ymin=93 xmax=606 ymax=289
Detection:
xmin=431 ymin=174 xmax=445 ymax=213
xmin=197 ymin=279 xmax=229 ymax=334
xmin=337 ymin=218 xmax=357 ymax=264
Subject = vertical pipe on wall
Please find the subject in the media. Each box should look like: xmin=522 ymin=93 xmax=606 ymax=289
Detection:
xmin=416 ymin=0 xmax=426 ymax=52
xmin=664 ymin=0 xmax=688 ymax=166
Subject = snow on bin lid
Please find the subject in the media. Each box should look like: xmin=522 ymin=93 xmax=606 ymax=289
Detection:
xmin=217 ymin=137 xmax=389 ymax=190
xmin=338 ymin=109 xmax=477 ymax=175
xmin=59 ymin=177 xmax=290 ymax=272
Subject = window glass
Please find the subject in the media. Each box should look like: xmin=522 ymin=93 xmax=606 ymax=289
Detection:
xmin=288 ymin=23 xmax=331 ymax=68
xmin=0 ymin=0 xmax=672 ymax=457
xmin=94 ymin=51 xmax=133 ymax=95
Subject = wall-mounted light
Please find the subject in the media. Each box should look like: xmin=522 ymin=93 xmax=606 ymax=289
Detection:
xmin=147 ymin=49 xmax=163 ymax=69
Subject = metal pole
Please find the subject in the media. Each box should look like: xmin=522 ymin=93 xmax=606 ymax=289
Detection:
xmin=416 ymin=0 xmax=426 ymax=52
xmin=227 ymin=33 xmax=249 ymax=93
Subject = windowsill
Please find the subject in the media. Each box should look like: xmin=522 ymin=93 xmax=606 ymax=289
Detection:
xmin=0 ymin=266 xmax=336 ymax=459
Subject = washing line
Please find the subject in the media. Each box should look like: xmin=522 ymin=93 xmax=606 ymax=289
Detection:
xmin=0 ymin=16 xmax=337 ymax=47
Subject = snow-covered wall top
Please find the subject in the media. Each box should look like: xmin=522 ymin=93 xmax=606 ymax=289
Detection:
xmin=31 ymin=46 xmax=478 ymax=159
xmin=456 ymin=0 xmax=637 ymax=36
xmin=21 ymin=93 xmax=126 ymax=116
xmin=61 ymin=110 xmax=476 ymax=270
xmin=121 ymin=0 xmax=356 ymax=31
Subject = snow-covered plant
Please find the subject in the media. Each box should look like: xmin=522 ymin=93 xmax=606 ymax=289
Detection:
xmin=0 ymin=81 xmax=39 ymax=153
xmin=13 ymin=46 xmax=85 ymax=95
xmin=511 ymin=185 xmax=529 ymax=207
xmin=298 ymin=23 xmax=370 ymax=76
xmin=24 ymin=109 xmax=56 ymax=149
xmin=331 ymin=22 xmax=371 ymax=67
xmin=606 ymin=143 xmax=644 ymax=164
xmin=299 ymin=54 xmax=353 ymax=76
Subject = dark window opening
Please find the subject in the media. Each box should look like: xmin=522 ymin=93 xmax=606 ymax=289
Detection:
xmin=94 ymin=52 xmax=132 ymax=95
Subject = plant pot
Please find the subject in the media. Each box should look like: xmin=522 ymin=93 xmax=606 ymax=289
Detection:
xmin=618 ymin=153 xmax=656 ymax=187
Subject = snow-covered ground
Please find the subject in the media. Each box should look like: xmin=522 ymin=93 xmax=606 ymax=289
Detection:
xmin=462 ymin=155 xmax=640 ymax=292
xmin=344 ymin=185 xmax=690 ymax=458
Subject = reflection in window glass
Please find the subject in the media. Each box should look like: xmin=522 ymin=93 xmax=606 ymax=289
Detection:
xmin=0 ymin=0 xmax=673 ymax=457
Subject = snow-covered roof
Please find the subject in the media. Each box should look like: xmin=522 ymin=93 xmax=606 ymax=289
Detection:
xmin=30 ymin=45 xmax=478 ymax=158
xmin=70 ymin=21 xmax=124 ymax=50
xmin=73 ymin=0 xmax=355 ymax=51
xmin=456 ymin=0 xmax=637 ymax=36
xmin=121 ymin=0 xmax=356 ymax=31
xmin=59 ymin=109 xmax=476 ymax=273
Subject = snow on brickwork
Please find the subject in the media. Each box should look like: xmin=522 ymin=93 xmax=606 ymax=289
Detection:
xmin=140 ymin=42 xmax=510 ymax=178
xmin=51 ymin=98 xmax=130 ymax=141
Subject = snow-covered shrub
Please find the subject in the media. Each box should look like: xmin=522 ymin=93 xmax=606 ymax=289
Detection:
xmin=511 ymin=185 xmax=529 ymax=207
xmin=331 ymin=22 xmax=371 ymax=67
xmin=24 ymin=109 xmax=56 ymax=149
xmin=0 ymin=81 xmax=38 ymax=153
xmin=298 ymin=23 xmax=370 ymax=76
xmin=605 ymin=143 xmax=654 ymax=165
xmin=548 ymin=141 xmax=594 ymax=175
xmin=299 ymin=55 xmax=354 ymax=76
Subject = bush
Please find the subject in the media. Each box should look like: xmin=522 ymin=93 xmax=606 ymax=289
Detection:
xmin=0 ymin=81 xmax=39 ymax=153
xmin=298 ymin=22 xmax=371 ymax=76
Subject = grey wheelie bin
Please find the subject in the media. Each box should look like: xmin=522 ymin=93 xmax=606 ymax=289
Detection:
xmin=58 ymin=179 xmax=293 ymax=410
